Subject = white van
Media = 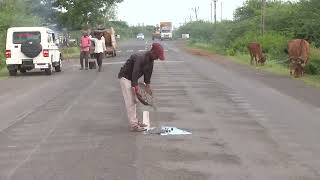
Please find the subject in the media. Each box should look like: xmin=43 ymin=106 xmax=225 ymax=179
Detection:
xmin=5 ymin=27 xmax=62 ymax=76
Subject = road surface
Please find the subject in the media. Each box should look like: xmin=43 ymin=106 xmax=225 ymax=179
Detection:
xmin=0 ymin=39 xmax=320 ymax=180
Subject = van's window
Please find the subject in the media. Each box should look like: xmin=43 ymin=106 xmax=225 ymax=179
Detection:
xmin=48 ymin=34 xmax=52 ymax=43
xmin=13 ymin=31 xmax=41 ymax=44
xmin=52 ymin=33 xmax=56 ymax=42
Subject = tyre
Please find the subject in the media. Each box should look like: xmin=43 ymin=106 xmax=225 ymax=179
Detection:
xmin=20 ymin=69 xmax=27 ymax=73
xmin=55 ymin=57 xmax=62 ymax=72
xmin=45 ymin=65 xmax=52 ymax=75
xmin=9 ymin=69 xmax=17 ymax=76
xmin=21 ymin=39 xmax=42 ymax=58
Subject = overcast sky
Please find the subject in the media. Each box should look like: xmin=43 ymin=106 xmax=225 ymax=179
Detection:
xmin=117 ymin=0 xmax=246 ymax=27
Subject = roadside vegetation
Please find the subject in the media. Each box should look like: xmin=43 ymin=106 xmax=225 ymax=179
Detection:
xmin=176 ymin=0 xmax=320 ymax=85
xmin=0 ymin=0 xmax=156 ymax=76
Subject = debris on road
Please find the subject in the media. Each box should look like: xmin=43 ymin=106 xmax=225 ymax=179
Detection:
xmin=144 ymin=126 xmax=192 ymax=136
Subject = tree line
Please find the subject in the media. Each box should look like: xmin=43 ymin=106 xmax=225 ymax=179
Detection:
xmin=0 ymin=0 xmax=136 ymax=68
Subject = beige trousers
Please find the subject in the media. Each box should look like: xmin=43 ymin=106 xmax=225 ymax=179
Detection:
xmin=120 ymin=77 xmax=138 ymax=127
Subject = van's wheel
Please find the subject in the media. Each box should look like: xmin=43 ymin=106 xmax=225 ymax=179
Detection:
xmin=45 ymin=65 xmax=52 ymax=75
xmin=55 ymin=60 xmax=62 ymax=72
xmin=9 ymin=69 xmax=17 ymax=76
xmin=20 ymin=69 xmax=27 ymax=73
xmin=114 ymin=50 xmax=117 ymax=57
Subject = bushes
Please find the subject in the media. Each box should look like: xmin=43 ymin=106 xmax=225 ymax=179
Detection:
xmin=177 ymin=0 xmax=320 ymax=75
xmin=230 ymin=31 xmax=290 ymax=59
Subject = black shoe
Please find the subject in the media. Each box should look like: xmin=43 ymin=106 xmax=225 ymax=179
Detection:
xmin=85 ymin=67 xmax=88 ymax=70
xmin=80 ymin=67 xmax=84 ymax=70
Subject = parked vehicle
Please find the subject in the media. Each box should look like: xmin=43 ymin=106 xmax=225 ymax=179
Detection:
xmin=103 ymin=27 xmax=117 ymax=57
xmin=5 ymin=27 xmax=62 ymax=76
xmin=91 ymin=27 xmax=117 ymax=57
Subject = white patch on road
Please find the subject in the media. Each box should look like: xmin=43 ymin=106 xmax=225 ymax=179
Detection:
xmin=126 ymin=50 xmax=134 ymax=52
xmin=139 ymin=49 xmax=146 ymax=52
xmin=117 ymin=50 xmax=122 ymax=53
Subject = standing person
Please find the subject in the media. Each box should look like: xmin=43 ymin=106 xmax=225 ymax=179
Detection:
xmin=91 ymin=32 xmax=106 ymax=72
xmin=80 ymin=32 xmax=91 ymax=70
xmin=118 ymin=43 xmax=165 ymax=132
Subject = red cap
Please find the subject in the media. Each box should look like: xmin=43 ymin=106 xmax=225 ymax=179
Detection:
xmin=151 ymin=43 xmax=165 ymax=60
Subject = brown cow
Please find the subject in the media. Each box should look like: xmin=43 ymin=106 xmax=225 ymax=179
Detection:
xmin=248 ymin=42 xmax=267 ymax=66
xmin=287 ymin=39 xmax=310 ymax=78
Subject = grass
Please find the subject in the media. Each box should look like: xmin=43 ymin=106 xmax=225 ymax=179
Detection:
xmin=61 ymin=47 xmax=80 ymax=59
xmin=0 ymin=67 xmax=8 ymax=79
xmin=232 ymin=54 xmax=289 ymax=76
xmin=188 ymin=42 xmax=320 ymax=88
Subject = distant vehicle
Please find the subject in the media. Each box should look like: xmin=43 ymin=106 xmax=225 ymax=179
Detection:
xmin=152 ymin=25 xmax=161 ymax=40
xmin=5 ymin=27 xmax=62 ymax=76
xmin=91 ymin=27 xmax=117 ymax=57
xmin=103 ymin=27 xmax=117 ymax=57
xmin=160 ymin=22 xmax=173 ymax=40
xmin=136 ymin=33 xmax=145 ymax=40
xmin=182 ymin=34 xmax=190 ymax=39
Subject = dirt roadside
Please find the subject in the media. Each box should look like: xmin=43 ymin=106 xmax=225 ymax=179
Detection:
xmin=175 ymin=41 xmax=320 ymax=108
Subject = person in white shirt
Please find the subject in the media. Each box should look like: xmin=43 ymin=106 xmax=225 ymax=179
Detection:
xmin=91 ymin=32 xmax=106 ymax=72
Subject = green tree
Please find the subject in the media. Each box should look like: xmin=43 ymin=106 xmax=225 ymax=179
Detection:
xmin=53 ymin=0 xmax=123 ymax=30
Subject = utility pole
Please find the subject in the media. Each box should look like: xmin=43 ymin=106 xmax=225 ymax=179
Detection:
xmin=261 ymin=0 xmax=266 ymax=36
xmin=192 ymin=7 xmax=199 ymax=21
xmin=214 ymin=0 xmax=217 ymax=23
xmin=221 ymin=2 xmax=223 ymax=21
xmin=210 ymin=1 xmax=213 ymax=23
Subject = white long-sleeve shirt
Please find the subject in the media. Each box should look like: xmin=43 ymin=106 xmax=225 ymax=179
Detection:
xmin=90 ymin=36 xmax=106 ymax=53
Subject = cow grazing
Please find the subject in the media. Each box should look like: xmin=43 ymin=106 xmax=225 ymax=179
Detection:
xmin=287 ymin=39 xmax=310 ymax=78
xmin=248 ymin=42 xmax=267 ymax=66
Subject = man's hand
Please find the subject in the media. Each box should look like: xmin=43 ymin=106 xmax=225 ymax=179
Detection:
xmin=145 ymin=84 xmax=152 ymax=96
xmin=132 ymin=86 xmax=139 ymax=94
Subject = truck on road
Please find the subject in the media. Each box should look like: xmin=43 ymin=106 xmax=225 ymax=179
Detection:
xmin=160 ymin=22 xmax=173 ymax=41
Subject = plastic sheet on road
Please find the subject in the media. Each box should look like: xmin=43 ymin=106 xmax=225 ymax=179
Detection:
xmin=144 ymin=126 xmax=192 ymax=136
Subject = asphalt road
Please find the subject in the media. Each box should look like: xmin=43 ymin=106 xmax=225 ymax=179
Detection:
xmin=0 ymin=39 xmax=320 ymax=180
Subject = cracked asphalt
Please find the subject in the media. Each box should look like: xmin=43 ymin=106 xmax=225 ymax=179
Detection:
xmin=0 ymin=39 xmax=320 ymax=180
